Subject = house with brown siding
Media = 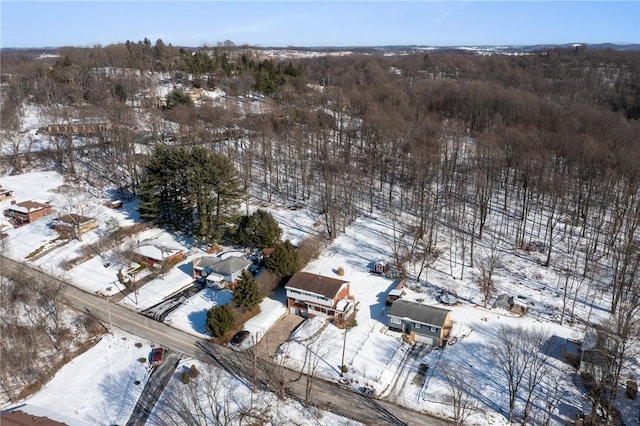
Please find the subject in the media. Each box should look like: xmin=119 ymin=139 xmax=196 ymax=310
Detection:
xmin=5 ymin=200 xmax=53 ymax=224
xmin=51 ymin=214 xmax=98 ymax=237
xmin=285 ymin=272 xmax=355 ymax=324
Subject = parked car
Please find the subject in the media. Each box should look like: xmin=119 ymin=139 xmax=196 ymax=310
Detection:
xmin=230 ymin=330 xmax=251 ymax=347
xmin=359 ymin=386 xmax=376 ymax=397
xmin=150 ymin=347 xmax=164 ymax=366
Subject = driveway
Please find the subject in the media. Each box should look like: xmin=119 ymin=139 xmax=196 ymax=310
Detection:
xmin=256 ymin=313 xmax=305 ymax=359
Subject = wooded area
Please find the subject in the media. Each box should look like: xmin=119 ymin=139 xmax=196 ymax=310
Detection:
xmin=1 ymin=41 xmax=639 ymax=321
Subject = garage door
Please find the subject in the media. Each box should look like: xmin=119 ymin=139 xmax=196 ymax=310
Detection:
xmin=415 ymin=334 xmax=434 ymax=345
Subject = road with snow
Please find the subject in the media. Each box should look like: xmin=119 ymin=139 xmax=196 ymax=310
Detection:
xmin=1 ymin=255 xmax=451 ymax=425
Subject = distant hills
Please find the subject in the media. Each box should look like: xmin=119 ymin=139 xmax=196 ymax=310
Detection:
xmin=1 ymin=43 xmax=638 ymax=57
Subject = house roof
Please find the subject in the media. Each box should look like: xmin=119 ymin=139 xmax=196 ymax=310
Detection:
xmin=493 ymin=294 xmax=513 ymax=309
xmin=285 ymin=272 xmax=349 ymax=299
xmin=195 ymin=256 xmax=251 ymax=276
xmin=135 ymin=240 xmax=183 ymax=261
xmin=1 ymin=409 xmax=67 ymax=426
xmin=8 ymin=200 xmax=51 ymax=214
xmin=388 ymin=300 xmax=451 ymax=327
xmin=52 ymin=214 xmax=96 ymax=226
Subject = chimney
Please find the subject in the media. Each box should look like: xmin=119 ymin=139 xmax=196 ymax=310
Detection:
xmin=11 ymin=200 xmax=16 ymax=205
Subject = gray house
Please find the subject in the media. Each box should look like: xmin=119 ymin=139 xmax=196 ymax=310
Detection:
xmin=192 ymin=255 xmax=252 ymax=286
xmin=388 ymin=300 xmax=452 ymax=346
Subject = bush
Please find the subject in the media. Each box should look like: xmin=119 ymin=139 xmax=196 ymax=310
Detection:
xmin=180 ymin=372 xmax=191 ymax=385
xmin=138 ymin=357 xmax=147 ymax=363
xmin=205 ymin=305 xmax=236 ymax=337
xmin=336 ymin=266 xmax=345 ymax=276
xmin=297 ymin=235 xmax=325 ymax=268
xmin=134 ymin=342 xmax=142 ymax=348
xmin=188 ymin=364 xmax=199 ymax=379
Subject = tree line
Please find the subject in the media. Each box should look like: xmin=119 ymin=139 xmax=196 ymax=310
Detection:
xmin=1 ymin=42 xmax=638 ymax=318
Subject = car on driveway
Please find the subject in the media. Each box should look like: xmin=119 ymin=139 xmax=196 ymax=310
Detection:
xmin=229 ymin=330 xmax=251 ymax=348
xmin=150 ymin=347 xmax=164 ymax=366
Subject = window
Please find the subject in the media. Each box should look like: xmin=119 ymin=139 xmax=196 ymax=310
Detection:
xmin=390 ymin=317 xmax=401 ymax=324
xmin=414 ymin=323 xmax=421 ymax=329
xmin=430 ymin=327 xmax=438 ymax=333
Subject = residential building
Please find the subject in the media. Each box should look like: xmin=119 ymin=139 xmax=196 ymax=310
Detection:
xmin=50 ymin=214 xmax=98 ymax=237
xmin=192 ymin=255 xmax=252 ymax=286
xmin=133 ymin=240 xmax=184 ymax=268
xmin=387 ymin=300 xmax=452 ymax=346
xmin=5 ymin=200 xmax=53 ymax=224
xmin=285 ymin=272 xmax=355 ymax=324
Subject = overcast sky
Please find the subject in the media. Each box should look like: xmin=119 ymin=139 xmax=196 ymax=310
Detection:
xmin=1 ymin=1 xmax=638 ymax=49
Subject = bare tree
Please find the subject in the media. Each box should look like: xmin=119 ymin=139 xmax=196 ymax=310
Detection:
xmin=475 ymin=243 xmax=501 ymax=307
xmin=442 ymin=366 xmax=478 ymax=425
xmin=492 ymin=325 xmax=549 ymax=423
xmin=520 ymin=328 xmax=551 ymax=424
xmin=152 ymin=362 xmax=265 ymax=426
xmin=539 ymin=367 xmax=566 ymax=426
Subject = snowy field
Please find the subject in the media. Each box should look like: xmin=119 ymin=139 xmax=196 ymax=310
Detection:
xmin=13 ymin=332 xmax=154 ymax=426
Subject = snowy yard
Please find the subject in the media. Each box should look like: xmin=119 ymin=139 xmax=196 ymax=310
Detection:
xmin=14 ymin=332 xmax=155 ymax=426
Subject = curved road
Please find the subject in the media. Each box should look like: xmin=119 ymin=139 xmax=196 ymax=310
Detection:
xmin=1 ymin=255 xmax=451 ymax=426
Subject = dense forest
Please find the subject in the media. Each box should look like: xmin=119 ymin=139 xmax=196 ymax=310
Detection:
xmin=1 ymin=40 xmax=639 ymax=326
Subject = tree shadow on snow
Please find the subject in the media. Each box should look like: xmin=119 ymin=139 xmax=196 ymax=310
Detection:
xmin=188 ymin=309 xmax=209 ymax=335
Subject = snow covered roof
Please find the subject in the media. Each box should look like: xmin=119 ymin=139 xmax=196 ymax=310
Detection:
xmin=134 ymin=241 xmax=183 ymax=261
xmin=388 ymin=300 xmax=451 ymax=328
xmin=335 ymin=299 xmax=354 ymax=313
xmin=195 ymin=256 xmax=251 ymax=275
xmin=8 ymin=200 xmax=51 ymax=214
xmin=205 ymin=272 xmax=225 ymax=283
xmin=285 ymin=272 xmax=349 ymax=299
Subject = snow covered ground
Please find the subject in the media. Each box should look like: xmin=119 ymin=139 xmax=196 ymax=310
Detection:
xmin=2 ymin=168 xmax=639 ymax=424
xmin=14 ymin=332 xmax=155 ymax=426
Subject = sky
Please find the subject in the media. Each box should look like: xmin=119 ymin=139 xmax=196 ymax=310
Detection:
xmin=0 ymin=1 xmax=639 ymax=49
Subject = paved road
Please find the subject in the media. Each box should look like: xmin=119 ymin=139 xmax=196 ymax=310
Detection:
xmin=1 ymin=255 xmax=451 ymax=425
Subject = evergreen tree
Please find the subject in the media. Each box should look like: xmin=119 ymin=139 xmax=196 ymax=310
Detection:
xmin=205 ymin=305 xmax=235 ymax=337
xmin=233 ymin=270 xmax=263 ymax=311
xmin=233 ymin=209 xmax=282 ymax=248
xmin=265 ymin=240 xmax=300 ymax=281
xmin=165 ymin=88 xmax=192 ymax=109
xmin=138 ymin=145 xmax=244 ymax=241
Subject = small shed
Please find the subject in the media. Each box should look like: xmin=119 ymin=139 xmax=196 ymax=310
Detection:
xmin=493 ymin=294 xmax=528 ymax=315
xmin=373 ymin=260 xmax=390 ymax=275
xmin=493 ymin=294 xmax=514 ymax=311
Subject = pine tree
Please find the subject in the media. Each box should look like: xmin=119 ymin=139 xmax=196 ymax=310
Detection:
xmin=138 ymin=145 xmax=244 ymax=241
xmin=205 ymin=305 xmax=235 ymax=337
xmin=233 ymin=270 xmax=263 ymax=311
xmin=265 ymin=240 xmax=300 ymax=281
xmin=233 ymin=209 xmax=282 ymax=248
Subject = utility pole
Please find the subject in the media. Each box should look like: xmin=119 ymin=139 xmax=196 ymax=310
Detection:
xmin=340 ymin=323 xmax=348 ymax=377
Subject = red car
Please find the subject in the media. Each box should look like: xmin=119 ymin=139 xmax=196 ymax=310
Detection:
xmin=150 ymin=347 xmax=164 ymax=366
